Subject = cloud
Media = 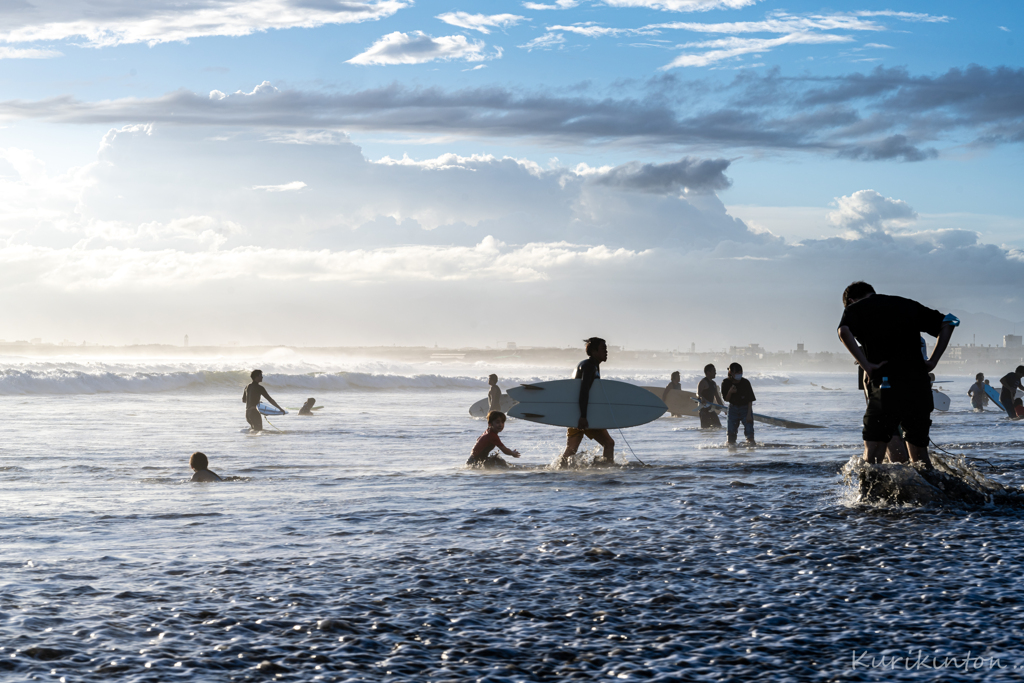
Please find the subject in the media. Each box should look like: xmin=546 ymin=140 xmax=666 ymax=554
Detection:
xmin=603 ymin=0 xmax=760 ymax=10
xmin=0 ymin=47 xmax=62 ymax=59
xmin=347 ymin=31 xmax=492 ymax=65
xmin=826 ymin=189 xmax=916 ymax=236
xmin=837 ymin=134 xmax=937 ymax=162
xmin=0 ymin=0 xmax=406 ymax=48
xmin=662 ymin=32 xmax=853 ymax=68
xmin=523 ymin=1 xmax=578 ymax=10
xmin=436 ymin=12 xmax=526 ymax=34
xmin=0 ymin=63 xmax=1020 ymax=161
xmin=854 ymin=11 xmax=950 ymax=23
xmin=519 ymin=33 xmax=566 ymax=50
xmin=2 ymin=124 xmax=1023 ymax=347
xmin=252 ymin=181 xmax=306 ymax=192
xmin=586 ymin=157 xmax=732 ymax=194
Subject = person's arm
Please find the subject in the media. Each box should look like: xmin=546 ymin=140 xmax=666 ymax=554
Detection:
xmin=968 ymin=384 xmax=976 ymax=397
xmin=724 ymin=380 xmax=737 ymax=400
xmin=494 ymin=435 xmax=520 ymax=458
xmin=261 ymin=386 xmax=284 ymax=411
xmin=714 ymin=383 xmax=725 ymax=406
xmin=578 ymin=363 xmax=595 ymax=430
xmin=242 ymin=386 xmax=248 ymax=403
xmin=838 ymin=326 xmax=886 ymax=378
xmin=923 ymin=322 xmax=955 ymax=372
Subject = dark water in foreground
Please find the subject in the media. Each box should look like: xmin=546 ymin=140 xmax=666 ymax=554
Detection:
xmin=2 ymin=374 xmax=1024 ymax=681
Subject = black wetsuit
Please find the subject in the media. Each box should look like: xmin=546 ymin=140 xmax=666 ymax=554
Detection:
xmin=697 ymin=377 xmax=722 ymax=429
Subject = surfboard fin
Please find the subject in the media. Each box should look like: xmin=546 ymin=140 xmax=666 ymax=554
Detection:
xmin=519 ymin=384 xmax=545 ymax=391
xmin=522 ymin=412 xmax=545 ymax=419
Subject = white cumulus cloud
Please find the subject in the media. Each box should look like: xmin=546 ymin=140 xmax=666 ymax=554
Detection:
xmin=252 ymin=181 xmax=306 ymax=192
xmin=662 ymin=32 xmax=853 ymax=69
xmin=348 ymin=31 xmax=492 ymax=65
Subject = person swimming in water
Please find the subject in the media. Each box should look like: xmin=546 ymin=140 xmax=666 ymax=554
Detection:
xmin=190 ymin=451 xmax=223 ymax=482
xmin=298 ymin=398 xmax=316 ymax=415
xmin=242 ymin=369 xmax=284 ymax=433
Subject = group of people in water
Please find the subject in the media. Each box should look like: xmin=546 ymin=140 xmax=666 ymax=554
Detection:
xmin=187 ymin=280 xmax=1024 ymax=481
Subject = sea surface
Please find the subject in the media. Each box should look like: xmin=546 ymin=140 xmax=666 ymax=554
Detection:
xmin=2 ymin=354 xmax=1024 ymax=682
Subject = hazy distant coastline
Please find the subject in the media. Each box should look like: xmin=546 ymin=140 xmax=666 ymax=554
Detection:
xmin=1 ymin=341 xmax=1019 ymax=375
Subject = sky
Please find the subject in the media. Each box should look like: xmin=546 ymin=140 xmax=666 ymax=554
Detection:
xmin=0 ymin=0 xmax=1021 ymax=351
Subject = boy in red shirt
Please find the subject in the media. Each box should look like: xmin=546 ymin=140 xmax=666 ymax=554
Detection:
xmin=468 ymin=411 xmax=521 ymax=468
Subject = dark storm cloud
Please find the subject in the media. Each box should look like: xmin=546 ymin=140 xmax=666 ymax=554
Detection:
xmin=0 ymin=63 xmax=1020 ymax=160
xmin=590 ymin=157 xmax=732 ymax=194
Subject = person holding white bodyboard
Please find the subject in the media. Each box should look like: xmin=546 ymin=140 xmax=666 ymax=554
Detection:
xmin=242 ymin=369 xmax=284 ymax=433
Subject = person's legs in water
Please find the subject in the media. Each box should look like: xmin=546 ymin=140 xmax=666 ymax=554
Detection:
xmin=699 ymin=408 xmax=722 ymax=429
xmin=726 ymin=404 xmax=743 ymax=444
xmin=589 ymin=429 xmax=615 ymax=465
xmin=246 ymin=407 xmax=263 ymax=432
xmin=559 ymin=428 xmax=586 ymax=468
xmin=742 ymin=409 xmax=755 ymax=443
xmin=1001 ymin=389 xmax=1016 ymax=418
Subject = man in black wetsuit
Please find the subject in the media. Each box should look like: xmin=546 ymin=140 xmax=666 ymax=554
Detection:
xmin=696 ymin=364 xmax=725 ymax=429
xmin=837 ymin=281 xmax=957 ymax=468
xmin=559 ymin=337 xmax=615 ymax=468
xmin=999 ymin=366 xmax=1024 ymax=419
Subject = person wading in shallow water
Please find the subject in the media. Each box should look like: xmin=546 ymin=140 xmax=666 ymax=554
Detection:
xmin=559 ymin=337 xmax=615 ymax=468
xmin=242 ymin=369 xmax=284 ymax=433
xmin=837 ymin=281 xmax=957 ymax=469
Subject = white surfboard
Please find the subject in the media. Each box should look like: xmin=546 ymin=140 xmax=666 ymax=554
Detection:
xmin=469 ymin=394 xmax=517 ymax=418
xmin=641 ymin=387 xmax=700 ymax=417
xmin=507 ymin=379 xmax=666 ymax=429
xmin=932 ymin=389 xmax=950 ymax=412
xmin=257 ymin=403 xmax=286 ymax=416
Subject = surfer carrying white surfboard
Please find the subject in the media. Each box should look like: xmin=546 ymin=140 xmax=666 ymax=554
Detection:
xmin=242 ymin=369 xmax=284 ymax=433
xmin=837 ymin=281 xmax=957 ymax=468
xmin=559 ymin=337 xmax=615 ymax=468
xmin=696 ymin=364 xmax=725 ymax=429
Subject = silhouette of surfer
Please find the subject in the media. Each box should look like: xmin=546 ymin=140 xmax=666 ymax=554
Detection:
xmin=968 ymin=373 xmax=988 ymax=411
xmin=487 ymin=374 xmax=502 ymax=413
xmin=696 ymin=364 xmax=725 ymax=429
xmin=999 ymin=366 xmax=1024 ymax=419
xmin=837 ymin=281 xmax=957 ymax=468
xmin=662 ymin=371 xmax=683 ymax=417
xmin=559 ymin=337 xmax=614 ymax=468
xmin=298 ymin=398 xmax=316 ymax=415
xmin=242 ymin=369 xmax=283 ymax=433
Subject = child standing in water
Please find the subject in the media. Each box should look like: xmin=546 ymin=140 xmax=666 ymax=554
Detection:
xmin=721 ymin=362 xmax=756 ymax=446
xmin=468 ymin=411 xmax=521 ymax=469
xmin=487 ymin=374 xmax=502 ymax=413
xmin=190 ymin=452 xmax=223 ymax=482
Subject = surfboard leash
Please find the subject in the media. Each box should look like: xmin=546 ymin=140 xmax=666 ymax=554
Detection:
xmin=598 ymin=380 xmax=647 ymax=467
xmin=263 ymin=416 xmax=284 ymax=433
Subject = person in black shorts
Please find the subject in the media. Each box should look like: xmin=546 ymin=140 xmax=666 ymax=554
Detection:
xmin=837 ymin=281 xmax=957 ymax=468
xmin=559 ymin=337 xmax=615 ymax=468
xmin=999 ymin=366 xmax=1024 ymax=419
xmin=696 ymin=364 xmax=725 ymax=429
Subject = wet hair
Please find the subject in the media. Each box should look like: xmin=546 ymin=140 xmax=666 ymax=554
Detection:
xmin=251 ymin=369 xmax=263 ymax=380
xmin=303 ymin=398 xmax=315 ymax=405
xmin=1017 ymin=365 xmax=1024 ymax=375
xmin=486 ymin=411 xmax=506 ymax=425
xmin=488 ymin=374 xmax=498 ymax=383
xmin=190 ymin=451 xmax=209 ymax=470
xmin=584 ymin=337 xmax=607 ymax=356
xmin=842 ymin=281 xmax=876 ymax=307
xmin=671 ymin=371 xmax=680 ymax=381
xmin=729 ymin=362 xmax=743 ymax=374
xmin=704 ymin=364 xmax=716 ymax=375
xmin=976 ymin=373 xmax=984 ymax=380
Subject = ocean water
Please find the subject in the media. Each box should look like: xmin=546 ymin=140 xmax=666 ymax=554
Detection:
xmin=2 ymin=357 xmax=1024 ymax=681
